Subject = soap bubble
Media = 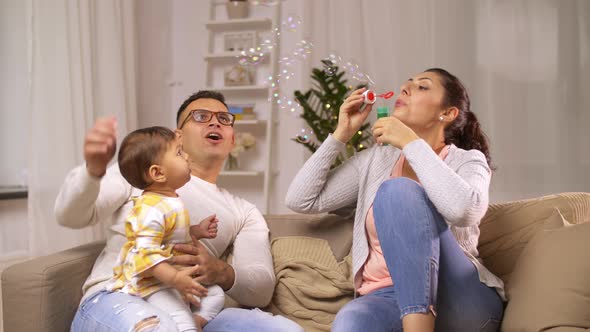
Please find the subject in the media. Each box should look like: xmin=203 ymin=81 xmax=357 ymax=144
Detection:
xmin=282 ymin=15 xmax=302 ymax=32
xmin=255 ymin=16 xmax=313 ymax=107
xmin=236 ymin=47 xmax=266 ymax=66
xmin=321 ymin=59 xmax=337 ymax=76
xmin=276 ymin=96 xmax=301 ymax=114
xmin=323 ymin=52 xmax=375 ymax=86
xmin=259 ymin=38 xmax=275 ymax=51
xmin=278 ymin=55 xmax=297 ymax=67
xmin=292 ymin=40 xmax=313 ymax=60
xmin=294 ymin=128 xmax=313 ymax=144
xmin=251 ymin=15 xmax=303 ymax=55
xmin=327 ymin=52 xmax=342 ymax=65
xmin=267 ymin=39 xmax=314 ymax=102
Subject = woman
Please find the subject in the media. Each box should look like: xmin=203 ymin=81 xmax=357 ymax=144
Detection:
xmin=285 ymin=68 xmax=504 ymax=332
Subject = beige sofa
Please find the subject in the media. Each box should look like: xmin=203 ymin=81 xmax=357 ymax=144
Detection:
xmin=3 ymin=192 xmax=590 ymax=332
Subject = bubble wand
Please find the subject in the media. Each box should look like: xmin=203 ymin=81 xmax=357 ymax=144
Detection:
xmin=359 ymin=90 xmax=395 ymax=112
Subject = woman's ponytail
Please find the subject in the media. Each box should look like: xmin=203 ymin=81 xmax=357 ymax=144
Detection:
xmin=426 ymin=68 xmax=494 ymax=170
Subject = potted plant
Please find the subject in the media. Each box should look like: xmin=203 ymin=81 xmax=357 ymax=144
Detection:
xmin=226 ymin=0 xmax=249 ymax=19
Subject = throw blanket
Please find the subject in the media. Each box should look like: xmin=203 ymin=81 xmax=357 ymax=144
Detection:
xmin=269 ymin=236 xmax=354 ymax=332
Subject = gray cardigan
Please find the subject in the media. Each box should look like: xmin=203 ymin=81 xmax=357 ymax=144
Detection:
xmin=285 ymin=135 xmax=505 ymax=299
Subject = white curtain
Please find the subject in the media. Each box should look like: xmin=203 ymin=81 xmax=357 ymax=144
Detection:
xmin=27 ymin=0 xmax=137 ymax=256
xmin=301 ymin=0 xmax=590 ymax=203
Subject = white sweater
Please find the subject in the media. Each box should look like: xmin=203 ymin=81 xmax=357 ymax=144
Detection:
xmin=285 ymin=135 xmax=505 ymax=300
xmin=54 ymin=164 xmax=275 ymax=306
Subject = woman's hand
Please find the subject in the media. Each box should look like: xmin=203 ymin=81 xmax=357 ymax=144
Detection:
xmin=333 ymin=87 xmax=374 ymax=143
xmin=372 ymin=116 xmax=419 ymax=149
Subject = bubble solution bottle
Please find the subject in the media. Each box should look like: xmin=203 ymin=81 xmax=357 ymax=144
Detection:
xmin=376 ymin=102 xmax=390 ymax=146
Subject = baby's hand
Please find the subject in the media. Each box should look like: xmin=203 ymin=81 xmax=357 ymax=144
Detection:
xmin=172 ymin=265 xmax=208 ymax=299
xmin=181 ymin=291 xmax=201 ymax=308
xmin=190 ymin=214 xmax=219 ymax=243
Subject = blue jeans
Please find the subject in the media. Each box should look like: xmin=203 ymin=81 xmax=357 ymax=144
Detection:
xmin=332 ymin=178 xmax=504 ymax=332
xmin=72 ymin=290 xmax=304 ymax=332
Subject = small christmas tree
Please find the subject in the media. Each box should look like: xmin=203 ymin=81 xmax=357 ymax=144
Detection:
xmin=293 ymin=60 xmax=373 ymax=168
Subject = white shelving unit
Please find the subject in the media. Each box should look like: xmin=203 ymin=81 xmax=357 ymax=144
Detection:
xmin=205 ymin=17 xmax=273 ymax=31
xmin=204 ymin=51 xmax=271 ymax=61
xmin=219 ymin=170 xmax=263 ymax=177
xmin=235 ymin=119 xmax=267 ymax=125
xmin=205 ymin=0 xmax=281 ymax=213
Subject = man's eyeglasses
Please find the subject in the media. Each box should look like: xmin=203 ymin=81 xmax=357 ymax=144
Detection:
xmin=179 ymin=109 xmax=235 ymax=128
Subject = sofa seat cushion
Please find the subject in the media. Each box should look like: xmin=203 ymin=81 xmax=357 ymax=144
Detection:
xmin=501 ymin=209 xmax=590 ymax=331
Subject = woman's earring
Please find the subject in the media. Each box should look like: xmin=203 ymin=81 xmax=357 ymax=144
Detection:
xmin=439 ymin=116 xmax=444 ymax=121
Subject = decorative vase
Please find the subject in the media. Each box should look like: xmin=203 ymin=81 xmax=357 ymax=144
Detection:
xmin=226 ymin=0 xmax=249 ymax=19
xmin=225 ymin=155 xmax=239 ymax=170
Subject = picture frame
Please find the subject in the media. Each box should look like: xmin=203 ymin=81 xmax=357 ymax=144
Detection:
xmin=224 ymin=65 xmax=255 ymax=86
xmin=223 ymin=31 xmax=257 ymax=52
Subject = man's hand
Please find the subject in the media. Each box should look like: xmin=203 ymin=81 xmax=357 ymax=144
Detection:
xmin=171 ymin=241 xmax=235 ymax=291
xmin=84 ymin=117 xmax=117 ymax=177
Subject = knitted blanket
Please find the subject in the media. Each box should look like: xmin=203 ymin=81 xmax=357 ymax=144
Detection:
xmin=268 ymin=236 xmax=354 ymax=332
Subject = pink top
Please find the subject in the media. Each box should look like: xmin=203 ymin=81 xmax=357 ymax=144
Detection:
xmin=358 ymin=145 xmax=450 ymax=295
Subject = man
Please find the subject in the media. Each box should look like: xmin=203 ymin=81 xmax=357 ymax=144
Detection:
xmin=55 ymin=91 xmax=303 ymax=331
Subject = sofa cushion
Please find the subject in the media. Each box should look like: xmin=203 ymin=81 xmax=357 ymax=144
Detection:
xmin=501 ymin=209 xmax=590 ymax=331
xmin=265 ymin=214 xmax=353 ymax=262
xmin=478 ymin=192 xmax=590 ymax=284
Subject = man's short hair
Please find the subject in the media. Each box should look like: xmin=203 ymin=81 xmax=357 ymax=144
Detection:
xmin=118 ymin=126 xmax=176 ymax=189
xmin=176 ymin=90 xmax=228 ymax=127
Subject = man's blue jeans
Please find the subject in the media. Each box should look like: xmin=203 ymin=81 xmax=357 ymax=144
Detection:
xmin=332 ymin=178 xmax=504 ymax=332
xmin=71 ymin=290 xmax=304 ymax=332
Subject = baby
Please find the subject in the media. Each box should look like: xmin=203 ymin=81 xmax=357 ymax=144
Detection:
xmin=106 ymin=126 xmax=224 ymax=331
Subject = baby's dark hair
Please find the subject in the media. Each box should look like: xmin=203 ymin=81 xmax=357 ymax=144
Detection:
xmin=118 ymin=126 xmax=176 ymax=189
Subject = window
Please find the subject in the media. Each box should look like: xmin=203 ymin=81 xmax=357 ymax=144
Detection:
xmin=0 ymin=0 xmax=29 ymax=193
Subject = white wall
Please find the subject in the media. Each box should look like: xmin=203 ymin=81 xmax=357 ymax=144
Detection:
xmin=136 ymin=0 xmax=174 ymax=128
xmin=0 ymin=199 xmax=28 ymax=259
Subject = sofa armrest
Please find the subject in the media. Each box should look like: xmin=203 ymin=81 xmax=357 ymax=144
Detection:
xmin=2 ymin=240 xmax=106 ymax=332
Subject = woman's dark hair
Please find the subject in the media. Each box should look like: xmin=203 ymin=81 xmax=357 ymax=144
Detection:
xmin=176 ymin=90 xmax=228 ymax=127
xmin=118 ymin=126 xmax=176 ymax=189
xmin=425 ymin=68 xmax=494 ymax=170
